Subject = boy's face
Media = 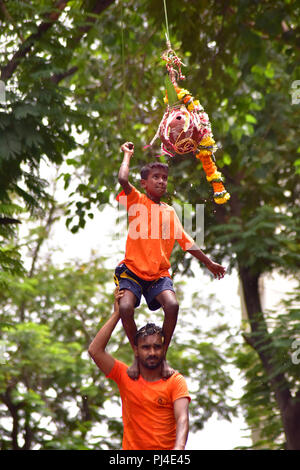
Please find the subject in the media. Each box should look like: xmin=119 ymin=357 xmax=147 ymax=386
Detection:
xmin=141 ymin=168 xmax=168 ymax=199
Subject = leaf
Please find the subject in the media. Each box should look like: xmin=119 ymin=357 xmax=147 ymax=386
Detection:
xmin=165 ymin=75 xmax=179 ymax=106
xmin=245 ymin=114 xmax=257 ymax=124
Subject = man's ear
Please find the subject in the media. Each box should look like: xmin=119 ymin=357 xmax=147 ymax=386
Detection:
xmin=133 ymin=345 xmax=138 ymax=358
xmin=140 ymin=179 xmax=146 ymax=189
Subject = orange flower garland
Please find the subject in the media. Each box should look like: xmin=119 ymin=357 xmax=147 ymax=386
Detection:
xmin=195 ymin=135 xmax=230 ymax=205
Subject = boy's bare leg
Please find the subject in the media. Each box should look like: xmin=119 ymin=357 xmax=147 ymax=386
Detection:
xmin=118 ymin=289 xmax=140 ymax=379
xmin=155 ymin=290 xmax=179 ymax=379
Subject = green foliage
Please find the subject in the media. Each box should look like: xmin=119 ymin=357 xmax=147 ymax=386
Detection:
xmin=0 ymin=253 xmax=125 ymax=449
xmin=0 ymin=202 xmax=24 ymax=283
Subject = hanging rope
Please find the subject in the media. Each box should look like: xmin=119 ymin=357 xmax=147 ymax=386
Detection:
xmin=163 ymin=0 xmax=170 ymax=45
xmin=120 ymin=0 xmax=128 ymax=130
xmin=161 ymin=0 xmax=185 ymax=84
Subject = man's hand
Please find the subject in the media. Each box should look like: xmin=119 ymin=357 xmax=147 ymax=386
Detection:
xmin=113 ymin=287 xmax=124 ymax=314
xmin=205 ymin=260 xmax=226 ymax=279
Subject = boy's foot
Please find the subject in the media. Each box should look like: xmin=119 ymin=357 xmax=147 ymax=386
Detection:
xmin=127 ymin=357 xmax=140 ymax=380
xmin=161 ymin=359 xmax=175 ymax=380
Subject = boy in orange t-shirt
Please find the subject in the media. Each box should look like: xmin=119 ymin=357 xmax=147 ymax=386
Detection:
xmin=115 ymin=142 xmax=226 ymax=379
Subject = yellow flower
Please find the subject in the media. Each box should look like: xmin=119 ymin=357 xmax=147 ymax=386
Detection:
xmin=177 ymin=88 xmax=190 ymax=100
xmin=214 ymin=192 xmax=231 ymax=204
xmin=206 ymin=171 xmax=222 ymax=182
xmin=199 ymin=135 xmax=215 ymax=147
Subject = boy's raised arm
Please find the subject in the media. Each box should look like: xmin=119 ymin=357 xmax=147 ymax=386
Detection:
xmin=118 ymin=142 xmax=134 ymax=195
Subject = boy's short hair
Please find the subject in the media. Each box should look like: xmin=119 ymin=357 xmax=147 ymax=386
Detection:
xmin=140 ymin=162 xmax=169 ymax=180
xmin=134 ymin=323 xmax=165 ymax=345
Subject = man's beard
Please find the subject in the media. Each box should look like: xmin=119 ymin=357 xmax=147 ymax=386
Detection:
xmin=139 ymin=356 xmax=164 ymax=370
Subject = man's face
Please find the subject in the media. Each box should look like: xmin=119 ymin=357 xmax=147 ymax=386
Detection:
xmin=135 ymin=333 xmax=164 ymax=370
xmin=141 ymin=168 xmax=168 ymax=199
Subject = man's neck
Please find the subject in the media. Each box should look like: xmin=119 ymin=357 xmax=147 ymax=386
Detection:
xmin=139 ymin=365 xmax=162 ymax=382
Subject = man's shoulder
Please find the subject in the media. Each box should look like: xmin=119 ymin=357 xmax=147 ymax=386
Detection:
xmin=167 ymin=371 xmax=189 ymax=389
xmin=107 ymin=359 xmax=128 ymax=380
xmin=169 ymin=370 xmax=186 ymax=381
xmin=166 ymin=371 xmax=191 ymax=402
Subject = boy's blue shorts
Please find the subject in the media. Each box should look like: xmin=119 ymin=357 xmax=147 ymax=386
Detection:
xmin=114 ymin=263 xmax=175 ymax=311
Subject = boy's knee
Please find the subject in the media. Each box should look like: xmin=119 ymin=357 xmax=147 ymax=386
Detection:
xmin=119 ymin=298 xmax=135 ymax=318
xmin=164 ymin=299 xmax=179 ymax=315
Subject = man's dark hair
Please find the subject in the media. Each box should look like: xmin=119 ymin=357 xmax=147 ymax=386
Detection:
xmin=134 ymin=323 xmax=164 ymax=346
xmin=140 ymin=162 xmax=169 ymax=180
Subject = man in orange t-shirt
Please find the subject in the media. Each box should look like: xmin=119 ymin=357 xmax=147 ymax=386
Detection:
xmin=89 ymin=289 xmax=190 ymax=450
xmin=115 ymin=142 xmax=226 ymax=379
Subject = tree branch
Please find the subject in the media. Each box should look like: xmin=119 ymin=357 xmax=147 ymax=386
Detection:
xmin=1 ymin=0 xmax=116 ymax=85
xmin=51 ymin=0 xmax=116 ymax=84
xmin=51 ymin=66 xmax=79 ymax=84
xmin=0 ymin=0 xmax=25 ymax=42
xmin=0 ymin=217 xmax=21 ymax=225
xmin=0 ymin=388 xmax=21 ymax=450
xmin=0 ymin=0 xmax=70 ymax=81
xmin=227 ymin=6 xmax=300 ymax=51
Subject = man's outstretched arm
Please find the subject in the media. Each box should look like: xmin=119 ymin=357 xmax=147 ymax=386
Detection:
xmin=173 ymin=397 xmax=190 ymax=450
xmin=88 ymin=289 xmax=124 ymax=376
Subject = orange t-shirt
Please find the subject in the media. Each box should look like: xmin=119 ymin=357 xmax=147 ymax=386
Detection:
xmin=116 ymin=186 xmax=194 ymax=280
xmin=107 ymin=359 xmax=191 ymax=450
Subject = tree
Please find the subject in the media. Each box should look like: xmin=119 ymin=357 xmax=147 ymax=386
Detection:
xmin=0 ymin=0 xmax=116 ymax=274
xmin=0 ymin=199 xmax=125 ymax=449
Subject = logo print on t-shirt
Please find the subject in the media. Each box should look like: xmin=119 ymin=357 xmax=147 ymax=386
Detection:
xmin=156 ymin=396 xmax=168 ymax=406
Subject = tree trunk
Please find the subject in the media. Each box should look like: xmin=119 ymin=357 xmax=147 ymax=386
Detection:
xmin=239 ymin=264 xmax=300 ymax=449
xmin=282 ymin=400 xmax=300 ymax=450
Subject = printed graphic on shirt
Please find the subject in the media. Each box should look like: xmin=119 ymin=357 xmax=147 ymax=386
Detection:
xmin=156 ymin=396 xmax=168 ymax=407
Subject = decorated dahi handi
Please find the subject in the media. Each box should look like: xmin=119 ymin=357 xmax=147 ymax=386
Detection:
xmin=148 ymin=40 xmax=230 ymax=205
